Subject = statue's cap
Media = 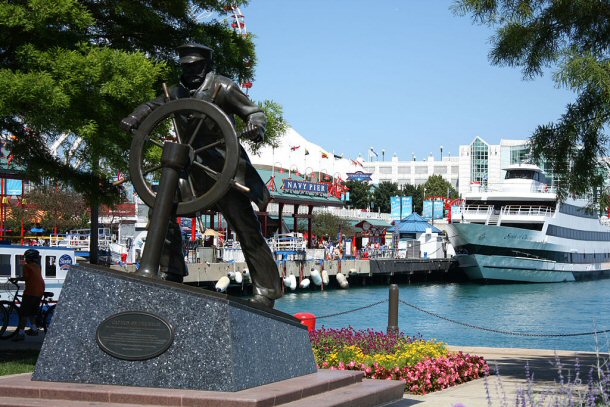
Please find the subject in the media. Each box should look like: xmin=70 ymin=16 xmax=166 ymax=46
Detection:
xmin=176 ymin=43 xmax=213 ymax=64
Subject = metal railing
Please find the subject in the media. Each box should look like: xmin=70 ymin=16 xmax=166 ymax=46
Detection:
xmin=500 ymin=205 xmax=554 ymax=217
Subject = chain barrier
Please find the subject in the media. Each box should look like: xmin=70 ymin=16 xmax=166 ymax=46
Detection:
xmin=399 ymin=299 xmax=610 ymax=338
xmin=314 ymin=299 xmax=388 ymax=320
xmin=299 ymin=297 xmax=610 ymax=338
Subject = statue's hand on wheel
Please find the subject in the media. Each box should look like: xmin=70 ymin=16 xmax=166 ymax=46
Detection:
xmin=120 ymin=115 xmax=139 ymax=133
xmin=240 ymin=123 xmax=264 ymax=143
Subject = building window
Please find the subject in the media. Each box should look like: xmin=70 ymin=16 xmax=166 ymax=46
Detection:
xmin=415 ymin=166 xmax=428 ymax=174
xmin=397 ymin=166 xmax=411 ymax=174
xmin=470 ymin=138 xmax=489 ymax=186
xmin=379 ymin=166 xmax=392 ymax=174
xmin=434 ymin=166 xmax=447 ymax=174
xmin=451 ymin=166 xmax=459 ymax=173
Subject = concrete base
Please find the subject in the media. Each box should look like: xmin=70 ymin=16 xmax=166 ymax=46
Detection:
xmin=32 ymin=264 xmax=317 ymax=391
xmin=0 ymin=370 xmax=406 ymax=407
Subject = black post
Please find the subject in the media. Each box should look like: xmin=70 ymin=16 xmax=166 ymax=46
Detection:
xmin=387 ymin=284 xmax=399 ymax=334
xmin=136 ymin=142 xmax=192 ymax=278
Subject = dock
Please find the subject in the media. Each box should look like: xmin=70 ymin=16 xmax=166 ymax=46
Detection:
xmin=179 ymin=257 xmax=460 ymax=290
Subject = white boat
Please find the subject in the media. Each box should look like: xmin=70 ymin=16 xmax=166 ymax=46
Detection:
xmin=447 ymin=164 xmax=610 ymax=283
xmin=0 ymin=245 xmax=76 ymax=299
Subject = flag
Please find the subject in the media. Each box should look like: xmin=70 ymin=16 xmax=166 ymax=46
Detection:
xmin=370 ymin=148 xmax=378 ymax=157
xmin=304 ymin=149 xmax=310 ymax=155
xmin=321 ymin=151 xmax=328 ymax=158
xmin=290 ymin=145 xmax=300 ymax=151
xmin=333 ymin=154 xmax=342 ymax=159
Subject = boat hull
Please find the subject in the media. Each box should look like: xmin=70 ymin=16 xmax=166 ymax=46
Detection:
xmin=448 ymin=223 xmax=610 ymax=283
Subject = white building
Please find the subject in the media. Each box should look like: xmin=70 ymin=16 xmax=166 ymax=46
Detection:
xmin=362 ymin=153 xmax=460 ymax=188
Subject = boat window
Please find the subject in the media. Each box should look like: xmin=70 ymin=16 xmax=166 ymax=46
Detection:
xmin=15 ymin=255 xmax=24 ymax=277
xmin=505 ymin=170 xmax=535 ymax=180
xmin=45 ymin=256 xmax=57 ymax=278
xmin=0 ymin=254 xmax=10 ymax=276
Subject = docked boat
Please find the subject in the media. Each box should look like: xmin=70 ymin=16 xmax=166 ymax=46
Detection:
xmin=0 ymin=245 xmax=76 ymax=299
xmin=447 ymin=164 xmax=610 ymax=283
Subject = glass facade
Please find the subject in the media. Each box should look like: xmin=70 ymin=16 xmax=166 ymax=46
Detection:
xmin=470 ymin=138 xmax=489 ymax=187
xmin=510 ymin=145 xmax=530 ymax=164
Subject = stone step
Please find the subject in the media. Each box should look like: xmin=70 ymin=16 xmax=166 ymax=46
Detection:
xmin=0 ymin=397 xmax=160 ymax=407
xmin=282 ymin=379 xmax=406 ymax=407
xmin=0 ymin=370 xmax=406 ymax=407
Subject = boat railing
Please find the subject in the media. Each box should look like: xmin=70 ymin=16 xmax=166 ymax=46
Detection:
xmin=49 ymin=229 xmax=112 ymax=250
xmin=266 ymin=233 xmax=306 ymax=253
xmin=461 ymin=205 xmax=494 ymax=217
xmin=500 ymin=205 xmax=554 ymax=217
xmin=531 ymin=184 xmax=557 ymax=193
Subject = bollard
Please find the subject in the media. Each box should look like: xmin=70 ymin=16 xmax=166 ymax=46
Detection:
xmin=294 ymin=312 xmax=316 ymax=332
xmin=387 ymin=284 xmax=399 ymax=334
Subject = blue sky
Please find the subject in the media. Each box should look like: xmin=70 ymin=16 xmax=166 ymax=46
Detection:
xmin=241 ymin=0 xmax=574 ymax=162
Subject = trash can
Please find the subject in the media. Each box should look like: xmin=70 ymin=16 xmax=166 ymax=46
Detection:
xmin=293 ymin=312 xmax=316 ymax=332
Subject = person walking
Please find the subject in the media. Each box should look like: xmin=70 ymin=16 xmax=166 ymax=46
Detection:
xmin=12 ymin=249 xmax=45 ymax=341
xmin=121 ymin=43 xmax=281 ymax=308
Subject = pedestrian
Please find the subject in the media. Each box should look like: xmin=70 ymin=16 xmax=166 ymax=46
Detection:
xmin=12 ymin=249 xmax=45 ymax=341
xmin=121 ymin=43 xmax=281 ymax=308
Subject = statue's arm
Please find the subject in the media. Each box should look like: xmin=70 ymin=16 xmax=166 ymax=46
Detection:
xmin=218 ymin=80 xmax=266 ymax=142
xmin=120 ymin=95 xmax=166 ymax=133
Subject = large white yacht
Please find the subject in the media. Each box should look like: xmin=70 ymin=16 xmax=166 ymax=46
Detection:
xmin=447 ymin=164 xmax=610 ymax=282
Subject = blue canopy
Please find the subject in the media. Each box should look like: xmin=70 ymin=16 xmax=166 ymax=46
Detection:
xmin=388 ymin=213 xmax=442 ymax=234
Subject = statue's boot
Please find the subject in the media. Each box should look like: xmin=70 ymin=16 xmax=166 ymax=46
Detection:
xmin=249 ymin=286 xmax=281 ymax=309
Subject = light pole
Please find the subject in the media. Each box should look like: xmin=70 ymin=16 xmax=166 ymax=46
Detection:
xmin=440 ymin=145 xmax=443 ymax=161
xmin=382 ymin=149 xmax=385 ymax=162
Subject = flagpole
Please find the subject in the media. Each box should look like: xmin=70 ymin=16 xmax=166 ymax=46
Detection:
xmin=272 ymin=146 xmax=275 ymax=177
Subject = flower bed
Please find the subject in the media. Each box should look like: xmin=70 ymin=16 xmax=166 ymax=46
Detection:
xmin=310 ymin=327 xmax=489 ymax=395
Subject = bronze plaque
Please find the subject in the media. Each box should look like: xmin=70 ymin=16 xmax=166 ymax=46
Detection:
xmin=96 ymin=311 xmax=174 ymax=361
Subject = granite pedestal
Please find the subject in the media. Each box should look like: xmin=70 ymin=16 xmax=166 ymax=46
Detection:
xmin=32 ymin=265 xmax=317 ymax=392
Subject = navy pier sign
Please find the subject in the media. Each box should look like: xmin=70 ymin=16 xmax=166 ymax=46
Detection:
xmin=283 ymin=179 xmax=329 ymax=195
xmin=346 ymin=171 xmax=372 ymax=182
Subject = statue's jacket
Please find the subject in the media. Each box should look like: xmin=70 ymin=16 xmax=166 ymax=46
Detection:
xmin=132 ymin=72 xmax=270 ymax=212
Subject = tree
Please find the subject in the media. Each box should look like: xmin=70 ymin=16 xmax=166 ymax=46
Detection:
xmin=5 ymin=185 xmax=89 ymax=234
xmin=0 ymin=1 xmax=287 ymax=202
xmin=0 ymin=1 xmax=286 ymax=262
xmin=371 ymin=181 xmax=399 ymax=213
xmin=344 ymin=180 xmax=372 ymax=209
xmin=422 ymin=175 xmax=459 ymax=200
xmin=309 ymin=212 xmax=354 ymax=241
xmin=453 ymin=0 xmax=610 ymax=199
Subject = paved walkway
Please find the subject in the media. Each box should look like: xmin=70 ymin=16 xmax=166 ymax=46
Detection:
xmin=1 ymin=337 xmax=605 ymax=406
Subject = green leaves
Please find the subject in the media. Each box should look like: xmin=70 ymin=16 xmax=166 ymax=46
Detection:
xmin=0 ymin=0 xmax=270 ymax=205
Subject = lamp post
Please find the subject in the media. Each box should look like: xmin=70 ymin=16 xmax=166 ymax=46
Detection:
xmin=440 ymin=145 xmax=443 ymax=161
xmin=382 ymin=149 xmax=385 ymax=162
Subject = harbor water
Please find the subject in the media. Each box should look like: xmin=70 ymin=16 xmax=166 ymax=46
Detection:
xmin=274 ymin=279 xmax=610 ymax=352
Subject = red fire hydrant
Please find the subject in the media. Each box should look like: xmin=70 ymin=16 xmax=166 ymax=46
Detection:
xmin=294 ymin=312 xmax=316 ymax=332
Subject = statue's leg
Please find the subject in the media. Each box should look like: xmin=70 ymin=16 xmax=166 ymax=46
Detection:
xmin=217 ymin=189 xmax=281 ymax=307
xmin=162 ymin=217 xmax=188 ymax=283
xmin=148 ymin=208 xmax=187 ymax=283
